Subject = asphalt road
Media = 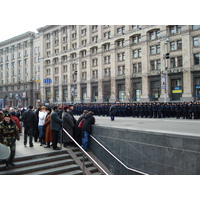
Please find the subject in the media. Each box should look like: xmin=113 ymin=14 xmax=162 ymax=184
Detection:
xmin=91 ymin=116 xmax=200 ymax=137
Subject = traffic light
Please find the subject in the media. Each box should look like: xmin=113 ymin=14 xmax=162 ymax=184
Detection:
xmin=165 ymin=53 xmax=170 ymax=59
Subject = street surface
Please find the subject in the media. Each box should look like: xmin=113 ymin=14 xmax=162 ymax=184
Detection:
xmin=92 ymin=116 xmax=200 ymax=137
xmin=15 ymin=116 xmax=200 ymax=158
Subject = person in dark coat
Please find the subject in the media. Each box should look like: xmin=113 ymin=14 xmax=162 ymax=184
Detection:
xmin=22 ymin=105 xmax=37 ymax=147
xmin=109 ymin=104 xmax=117 ymax=121
xmin=50 ymin=106 xmax=63 ymax=150
xmin=81 ymin=111 xmax=95 ymax=150
xmin=68 ymin=105 xmax=77 ymax=144
xmin=75 ymin=110 xmax=89 ymax=145
xmin=62 ymin=106 xmax=74 ymax=147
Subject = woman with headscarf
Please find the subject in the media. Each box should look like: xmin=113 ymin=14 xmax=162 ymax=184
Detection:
xmin=62 ymin=106 xmax=74 ymax=147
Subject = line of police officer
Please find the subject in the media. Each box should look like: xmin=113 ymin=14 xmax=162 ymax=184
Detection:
xmin=73 ymin=102 xmax=200 ymax=119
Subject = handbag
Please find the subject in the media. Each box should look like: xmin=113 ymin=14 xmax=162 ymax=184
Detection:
xmin=0 ymin=143 xmax=10 ymax=160
xmin=78 ymin=119 xmax=84 ymax=128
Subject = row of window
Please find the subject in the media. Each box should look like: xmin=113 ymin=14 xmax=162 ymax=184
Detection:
xmin=0 ymin=42 xmax=29 ymax=54
xmin=44 ymin=35 xmax=200 ymax=60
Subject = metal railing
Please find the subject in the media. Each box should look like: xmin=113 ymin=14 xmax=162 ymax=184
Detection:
xmin=62 ymin=128 xmax=108 ymax=175
xmin=90 ymin=135 xmax=149 ymax=175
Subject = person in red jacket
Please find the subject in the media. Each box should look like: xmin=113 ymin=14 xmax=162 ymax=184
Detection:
xmin=10 ymin=111 xmax=22 ymax=134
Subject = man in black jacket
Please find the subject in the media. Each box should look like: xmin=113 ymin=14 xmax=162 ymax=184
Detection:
xmin=81 ymin=111 xmax=95 ymax=150
xmin=22 ymin=105 xmax=37 ymax=147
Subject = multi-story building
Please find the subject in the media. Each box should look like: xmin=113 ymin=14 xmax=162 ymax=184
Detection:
xmin=1 ymin=25 xmax=200 ymax=107
xmin=0 ymin=32 xmax=38 ymax=107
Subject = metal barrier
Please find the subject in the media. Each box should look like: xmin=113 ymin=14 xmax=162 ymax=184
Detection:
xmin=62 ymin=128 xmax=108 ymax=175
xmin=90 ymin=135 xmax=149 ymax=175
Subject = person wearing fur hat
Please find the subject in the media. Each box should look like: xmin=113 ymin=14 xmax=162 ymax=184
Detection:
xmin=0 ymin=113 xmax=20 ymax=169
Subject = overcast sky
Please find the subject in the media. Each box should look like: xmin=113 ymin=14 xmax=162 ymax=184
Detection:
xmin=1 ymin=0 xmax=196 ymax=43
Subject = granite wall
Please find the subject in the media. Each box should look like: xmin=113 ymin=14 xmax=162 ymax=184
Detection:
xmin=89 ymin=125 xmax=200 ymax=175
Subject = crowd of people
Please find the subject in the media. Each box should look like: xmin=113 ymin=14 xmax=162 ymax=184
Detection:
xmin=0 ymin=104 xmax=95 ymax=169
xmin=1 ymin=100 xmax=200 ymax=169
xmin=73 ymin=101 xmax=200 ymax=119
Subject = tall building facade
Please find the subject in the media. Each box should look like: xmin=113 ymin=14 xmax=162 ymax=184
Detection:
xmin=1 ymin=25 xmax=200 ymax=107
xmin=0 ymin=32 xmax=39 ymax=107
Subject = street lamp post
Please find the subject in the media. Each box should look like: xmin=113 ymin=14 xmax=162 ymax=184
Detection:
xmin=158 ymin=35 xmax=170 ymax=102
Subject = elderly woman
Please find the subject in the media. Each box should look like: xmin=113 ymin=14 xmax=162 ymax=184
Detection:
xmin=43 ymin=107 xmax=53 ymax=148
xmin=62 ymin=106 xmax=74 ymax=148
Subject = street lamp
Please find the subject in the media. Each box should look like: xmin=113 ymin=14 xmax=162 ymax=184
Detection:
xmin=158 ymin=35 xmax=170 ymax=102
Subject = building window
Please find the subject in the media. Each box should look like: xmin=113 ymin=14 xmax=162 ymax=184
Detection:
xmin=46 ymin=42 xmax=50 ymax=49
xmin=92 ymin=58 xmax=98 ymax=67
xmin=55 ymin=67 xmax=59 ymax=74
xmin=177 ymin=56 xmax=182 ymax=67
xmin=81 ymin=50 xmax=86 ymax=57
xmin=81 ymin=29 xmax=87 ymax=36
xmin=117 ymin=40 xmax=125 ymax=48
xmin=81 ymin=72 xmax=87 ymax=80
xmin=150 ymin=60 xmax=155 ymax=71
xmin=177 ymin=40 xmax=182 ymax=50
xmin=104 ymin=31 xmax=110 ymax=39
xmin=150 ymin=46 xmax=155 ymax=55
xmin=194 ymin=53 xmax=199 ymax=65
xmin=192 ymin=25 xmax=199 ymax=30
xmin=193 ymin=37 xmax=199 ymax=47
xmin=92 ymin=70 xmax=98 ymax=78
xmin=72 ymin=33 xmax=77 ymax=40
xmin=104 ymin=55 xmax=111 ymax=64
xmin=72 ymin=43 xmax=77 ymax=50
xmin=118 ymin=66 xmax=125 ymax=75
xmin=63 ymin=65 xmax=67 ymax=72
xmin=81 ymin=39 xmax=87 ymax=46
xmin=169 ymin=25 xmax=181 ymax=35
xmin=55 ymin=76 xmax=59 ymax=84
xmin=138 ymin=63 xmax=142 ymax=72
xmin=117 ymin=26 xmax=125 ymax=35
xmin=25 ymin=58 xmax=28 ymax=65
xmin=81 ymin=61 xmax=87 ymax=69
xmin=92 ymin=35 xmax=98 ymax=43
xmin=63 ymin=75 xmax=68 ymax=83
xmin=71 ymin=53 xmax=76 ymax=59
xmin=149 ymin=30 xmax=160 ymax=40
xmin=91 ymin=47 xmax=98 ymax=55
xmin=46 ymin=69 xmax=50 ymax=75
xmin=170 ymin=57 xmax=176 ymax=68
xmin=104 ymin=68 xmax=111 ymax=77
xmin=138 ymin=49 xmax=142 ymax=57
xmin=103 ymin=43 xmax=110 ymax=52
xmin=92 ymin=25 xmax=98 ymax=32
xmin=156 ymin=60 xmax=161 ymax=70
xmin=156 ymin=45 xmax=160 ymax=54
xmin=132 ymin=35 xmax=141 ymax=44
xmin=170 ymin=42 xmax=175 ymax=51
xmin=117 ymin=52 xmax=125 ymax=61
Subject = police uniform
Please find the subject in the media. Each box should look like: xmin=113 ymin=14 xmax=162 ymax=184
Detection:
xmin=0 ymin=113 xmax=19 ymax=169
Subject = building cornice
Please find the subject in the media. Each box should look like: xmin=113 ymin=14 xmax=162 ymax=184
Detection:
xmin=37 ymin=25 xmax=60 ymax=33
xmin=0 ymin=31 xmax=36 ymax=47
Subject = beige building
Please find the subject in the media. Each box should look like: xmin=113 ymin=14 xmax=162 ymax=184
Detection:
xmin=0 ymin=32 xmax=39 ymax=107
xmin=1 ymin=25 xmax=200 ymax=107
